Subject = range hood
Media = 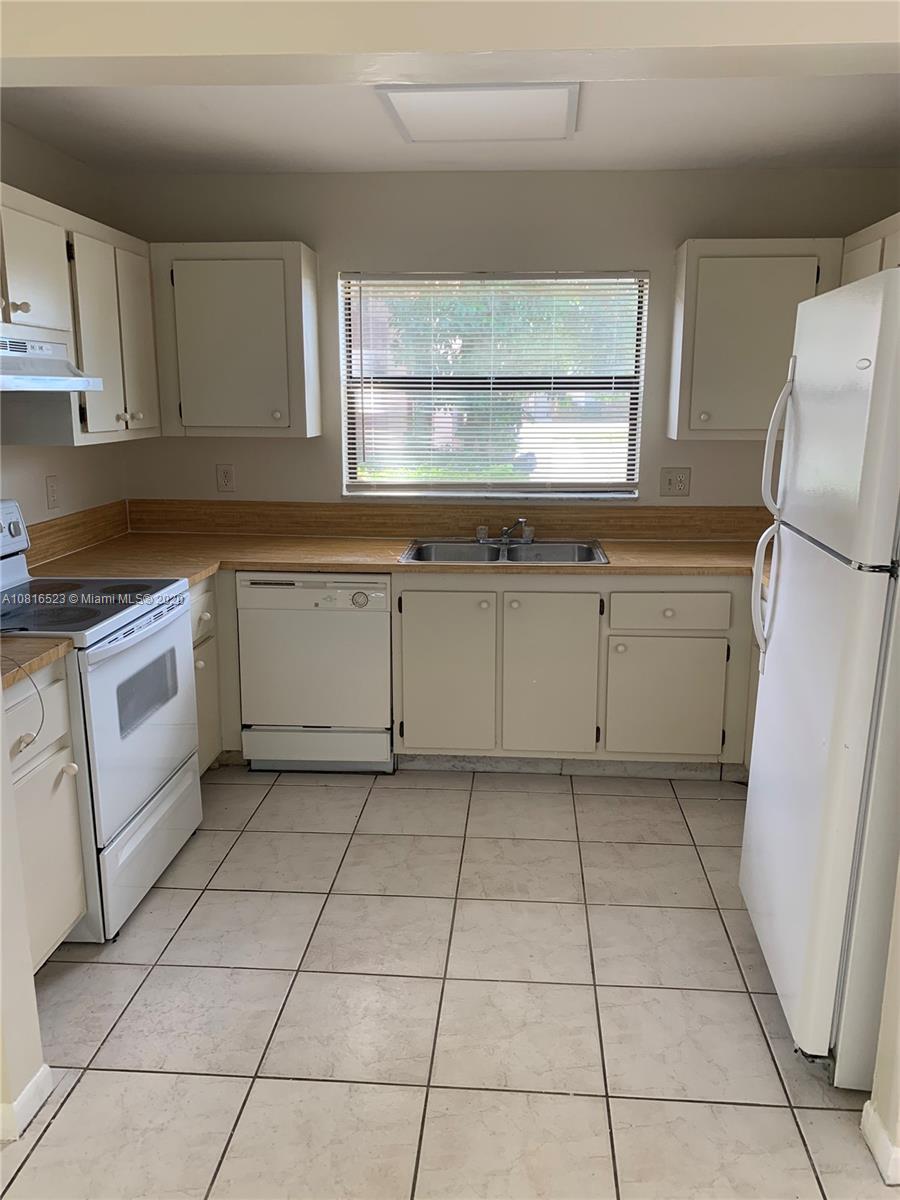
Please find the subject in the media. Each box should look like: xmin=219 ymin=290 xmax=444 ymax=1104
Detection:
xmin=0 ymin=334 xmax=103 ymax=391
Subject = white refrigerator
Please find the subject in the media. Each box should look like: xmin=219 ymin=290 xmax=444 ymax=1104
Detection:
xmin=741 ymin=267 xmax=900 ymax=1091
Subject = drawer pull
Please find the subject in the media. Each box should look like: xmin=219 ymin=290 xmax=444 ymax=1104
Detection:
xmin=200 ymin=611 xmax=212 ymax=622
xmin=478 ymin=600 xmax=490 ymax=610
xmin=663 ymin=608 xmax=676 ymax=618
xmin=62 ymin=762 xmax=79 ymax=776
xmin=195 ymin=659 xmax=206 ymax=670
xmin=615 ymin=643 xmax=628 ymax=653
xmin=509 ymin=600 xmax=521 ymax=610
xmin=272 ymin=410 xmax=283 ymax=421
xmin=698 ymin=411 xmax=711 ymax=422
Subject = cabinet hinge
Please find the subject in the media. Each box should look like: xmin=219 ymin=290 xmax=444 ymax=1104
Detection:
xmin=596 ymin=726 xmax=601 ymax=744
xmin=598 ymin=597 xmax=605 ymax=616
xmin=66 ymin=240 xmax=75 ymax=262
xmin=398 ymin=720 xmax=404 ymax=738
xmin=726 ymin=642 xmax=731 ymax=662
xmin=397 ymin=595 xmax=403 ymax=613
xmin=722 ymin=728 xmax=727 ymax=749
xmin=170 ymin=267 xmax=175 ymax=286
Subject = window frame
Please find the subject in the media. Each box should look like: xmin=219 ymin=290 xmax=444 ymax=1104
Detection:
xmin=339 ymin=271 xmax=648 ymax=499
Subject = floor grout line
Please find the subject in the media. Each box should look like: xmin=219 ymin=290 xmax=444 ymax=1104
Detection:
xmin=408 ymin=780 xmax=473 ymax=1200
xmin=572 ymin=774 xmax=622 ymax=1200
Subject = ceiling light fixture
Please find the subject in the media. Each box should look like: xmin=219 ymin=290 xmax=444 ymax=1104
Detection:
xmin=376 ymin=83 xmax=580 ymax=144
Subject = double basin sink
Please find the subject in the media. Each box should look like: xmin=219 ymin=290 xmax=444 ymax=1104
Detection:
xmin=401 ymin=539 xmax=608 ymax=565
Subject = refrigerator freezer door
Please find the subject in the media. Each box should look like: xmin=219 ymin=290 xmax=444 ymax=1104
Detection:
xmin=777 ymin=268 xmax=899 ymax=566
xmin=740 ymin=525 xmax=890 ymax=1057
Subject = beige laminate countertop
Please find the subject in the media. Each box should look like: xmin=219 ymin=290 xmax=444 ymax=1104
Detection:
xmin=31 ymin=532 xmax=758 ymax=587
xmin=1 ymin=636 xmax=73 ymax=690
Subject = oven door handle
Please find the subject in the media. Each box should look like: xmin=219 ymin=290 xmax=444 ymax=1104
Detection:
xmin=81 ymin=603 xmax=187 ymax=669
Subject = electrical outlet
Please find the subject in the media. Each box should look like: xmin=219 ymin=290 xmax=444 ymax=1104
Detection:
xmin=45 ymin=474 xmax=60 ymax=510
xmin=216 ymin=463 xmax=236 ymax=493
xmin=660 ymin=467 xmax=692 ymax=497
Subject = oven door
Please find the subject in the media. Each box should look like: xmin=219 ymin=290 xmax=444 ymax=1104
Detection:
xmin=80 ymin=598 xmax=198 ymax=846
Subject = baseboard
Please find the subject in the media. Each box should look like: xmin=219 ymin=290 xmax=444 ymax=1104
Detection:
xmin=861 ymin=1100 xmax=900 ymax=1185
xmin=0 ymin=1062 xmax=53 ymax=1141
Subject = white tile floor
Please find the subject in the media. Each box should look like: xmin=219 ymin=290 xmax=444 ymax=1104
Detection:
xmin=2 ymin=769 xmax=890 ymax=1200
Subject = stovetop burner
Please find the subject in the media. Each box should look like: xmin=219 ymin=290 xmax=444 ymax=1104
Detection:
xmin=0 ymin=576 xmax=181 ymax=637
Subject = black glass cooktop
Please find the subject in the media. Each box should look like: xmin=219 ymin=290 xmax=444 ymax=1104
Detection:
xmin=0 ymin=577 xmax=179 ymax=634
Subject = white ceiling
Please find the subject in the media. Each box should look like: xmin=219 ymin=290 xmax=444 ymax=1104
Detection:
xmin=2 ymin=74 xmax=898 ymax=173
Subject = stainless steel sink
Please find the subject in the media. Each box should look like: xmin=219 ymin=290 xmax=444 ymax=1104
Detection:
xmin=507 ymin=542 xmax=608 ymax=563
xmin=400 ymin=539 xmax=607 ymax=564
xmin=405 ymin=541 xmax=502 ymax=563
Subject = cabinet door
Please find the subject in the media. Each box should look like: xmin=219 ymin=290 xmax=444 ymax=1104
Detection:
xmin=71 ymin=233 xmax=126 ymax=432
xmin=502 ymin=592 xmax=599 ymax=753
xmin=116 ymin=247 xmax=160 ymax=430
xmin=841 ymin=241 xmax=883 ymax=285
xmin=0 ymin=207 xmax=72 ymax=330
xmin=194 ymin=636 xmax=221 ymax=774
xmin=690 ymin=256 xmax=818 ymax=432
xmin=400 ymin=592 xmax=496 ymax=750
xmin=173 ymin=259 xmax=290 ymax=428
xmin=14 ymin=747 xmax=86 ymax=969
xmin=605 ymin=636 xmax=727 ymax=756
xmin=881 ymin=231 xmax=900 ymax=270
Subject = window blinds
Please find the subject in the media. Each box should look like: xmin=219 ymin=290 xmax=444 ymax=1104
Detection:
xmin=341 ymin=274 xmax=648 ymax=495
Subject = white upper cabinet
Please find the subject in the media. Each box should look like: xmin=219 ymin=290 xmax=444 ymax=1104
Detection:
xmin=667 ymin=238 xmax=842 ymax=440
xmin=70 ymin=232 xmax=126 ymax=433
xmin=0 ymin=184 xmax=160 ymax=446
xmin=115 ymin=247 xmax=160 ymax=431
xmin=1 ymin=206 xmax=73 ymax=331
xmin=841 ymin=212 xmax=900 ymax=283
xmin=151 ymin=241 xmax=321 ymax=438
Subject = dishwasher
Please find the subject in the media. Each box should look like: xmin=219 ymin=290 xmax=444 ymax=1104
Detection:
xmin=237 ymin=573 xmax=392 ymax=771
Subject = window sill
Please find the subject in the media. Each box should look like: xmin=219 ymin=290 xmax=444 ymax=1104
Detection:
xmin=342 ymin=490 xmax=640 ymax=502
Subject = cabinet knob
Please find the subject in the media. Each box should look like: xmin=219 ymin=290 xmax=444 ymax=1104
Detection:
xmin=698 ymin=411 xmax=711 ymax=422
xmin=478 ymin=600 xmax=490 ymax=610
xmin=663 ymin=608 xmax=675 ymax=618
xmin=62 ymin=762 xmax=79 ymax=776
xmin=195 ymin=659 xmax=206 ymax=670
xmin=200 ymin=611 xmax=212 ymax=622
xmin=116 ymin=412 xmax=128 ymax=422
xmin=615 ymin=643 xmax=627 ymax=653
xmin=272 ymin=410 xmax=283 ymax=421
xmin=509 ymin=599 xmax=521 ymax=609
xmin=132 ymin=411 xmax=144 ymax=421
xmin=9 ymin=300 xmax=31 ymax=314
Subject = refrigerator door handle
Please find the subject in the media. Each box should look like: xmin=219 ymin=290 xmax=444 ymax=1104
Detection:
xmin=752 ymin=522 xmax=779 ymax=672
xmin=761 ymin=355 xmax=796 ymax=517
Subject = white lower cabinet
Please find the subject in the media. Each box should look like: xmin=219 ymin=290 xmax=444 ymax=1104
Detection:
xmin=605 ymin=635 xmax=728 ymax=756
xmin=3 ymin=659 xmax=86 ymax=969
xmin=400 ymin=591 xmax=496 ymax=750
xmin=194 ymin=636 xmax=221 ymax=774
xmin=14 ymin=748 xmax=85 ymax=968
xmin=502 ymin=592 xmax=599 ymax=753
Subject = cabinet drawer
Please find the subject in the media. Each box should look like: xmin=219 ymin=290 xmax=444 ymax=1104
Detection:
xmin=5 ymin=676 xmax=71 ymax=778
xmin=190 ymin=586 xmax=217 ymax=644
xmin=610 ymin=592 xmax=731 ymax=632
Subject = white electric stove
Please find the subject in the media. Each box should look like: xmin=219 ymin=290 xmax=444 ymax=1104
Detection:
xmin=0 ymin=500 xmax=202 ymax=941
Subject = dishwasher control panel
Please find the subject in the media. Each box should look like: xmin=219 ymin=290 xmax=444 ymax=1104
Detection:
xmin=237 ymin=573 xmax=390 ymax=612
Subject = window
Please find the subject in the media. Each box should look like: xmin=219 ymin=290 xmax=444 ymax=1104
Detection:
xmin=340 ymin=273 xmax=647 ymax=496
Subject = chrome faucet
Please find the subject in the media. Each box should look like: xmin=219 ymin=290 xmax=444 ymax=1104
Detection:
xmin=500 ymin=517 xmax=534 ymax=544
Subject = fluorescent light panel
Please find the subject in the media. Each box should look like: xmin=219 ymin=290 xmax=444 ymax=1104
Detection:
xmin=377 ymin=83 xmax=579 ymax=144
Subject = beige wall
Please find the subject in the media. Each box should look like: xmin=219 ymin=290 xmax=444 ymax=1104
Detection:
xmin=3 ymin=123 xmax=900 ymax=513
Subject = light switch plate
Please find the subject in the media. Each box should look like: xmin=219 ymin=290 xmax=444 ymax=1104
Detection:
xmin=216 ymin=463 xmax=236 ymax=493
xmin=660 ymin=467 xmax=692 ymax=497
xmin=45 ymin=474 xmax=60 ymax=510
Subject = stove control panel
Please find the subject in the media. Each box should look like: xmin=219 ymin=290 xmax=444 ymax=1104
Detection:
xmin=0 ymin=501 xmax=29 ymax=557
